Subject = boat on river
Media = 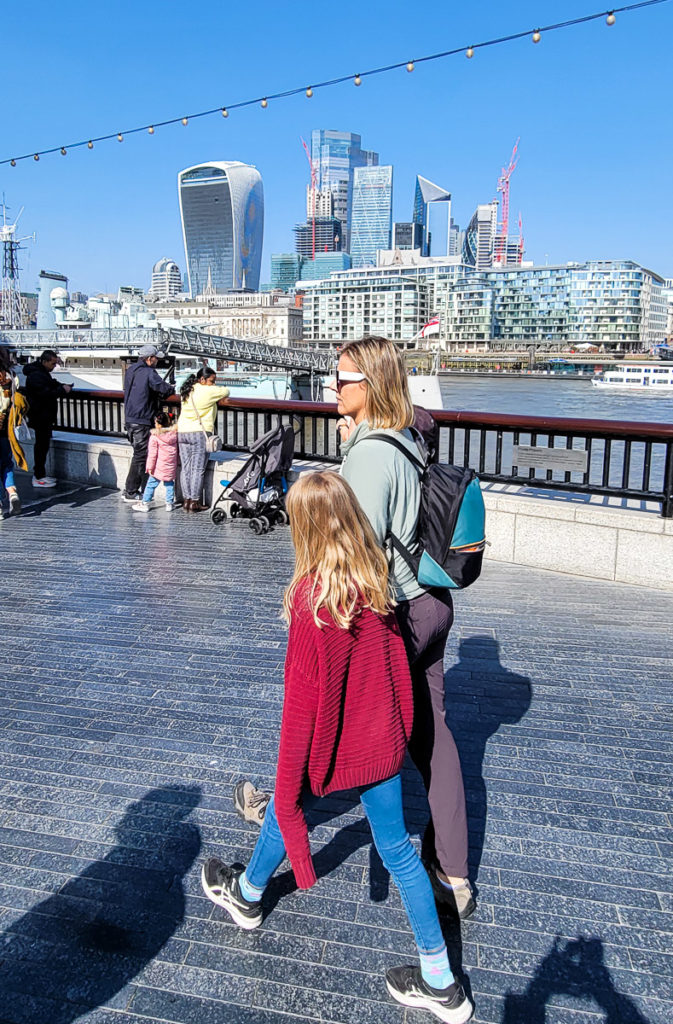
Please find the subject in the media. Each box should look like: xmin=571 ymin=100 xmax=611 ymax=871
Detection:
xmin=591 ymin=362 xmax=673 ymax=391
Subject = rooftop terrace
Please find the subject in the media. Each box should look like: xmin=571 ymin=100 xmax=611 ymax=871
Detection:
xmin=0 ymin=478 xmax=672 ymax=1024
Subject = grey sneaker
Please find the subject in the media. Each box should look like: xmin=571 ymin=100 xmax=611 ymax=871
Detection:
xmin=201 ymin=858 xmax=262 ymax=930
xmin=385 ymin=966 xmax=473 ymax=1023
xmin=431 ymin=871 xmax=476 ymax=920
xmin=233 ymin=780 xmax=271 ymax=825
xmin=8 ymin=491 xmax=21 ymax=514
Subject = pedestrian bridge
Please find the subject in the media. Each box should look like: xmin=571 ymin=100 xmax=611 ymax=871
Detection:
xmin=0 ymin=473 xmax=670 ymax=1024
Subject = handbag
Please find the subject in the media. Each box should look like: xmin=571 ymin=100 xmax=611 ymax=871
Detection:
xmin=190 ymin=394 xmax=223 ymax=453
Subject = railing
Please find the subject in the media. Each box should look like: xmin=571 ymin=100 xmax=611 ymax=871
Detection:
xmin=56 ymin=391 xmax=673 ymax=517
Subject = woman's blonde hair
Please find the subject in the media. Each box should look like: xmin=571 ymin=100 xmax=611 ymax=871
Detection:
xmin=283 ymin=471 xmax=393 ymax=629
xmin=341 ymin=336 xmax=414 ymax=430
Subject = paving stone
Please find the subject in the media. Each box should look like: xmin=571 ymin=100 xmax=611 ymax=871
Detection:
xmin=0 ymin=484 xmax=671 ymax=1024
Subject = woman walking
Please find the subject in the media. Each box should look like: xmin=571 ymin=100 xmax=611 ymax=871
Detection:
xmin=177 ymin=367 xmax=229 ymax=511
xmin=0 ymin=362 xmax=29 ymax=519
xmin=203 ymin=472 xmax=473 ymax=1023
xmin=334 ymin=336 xmax=474 ymax=919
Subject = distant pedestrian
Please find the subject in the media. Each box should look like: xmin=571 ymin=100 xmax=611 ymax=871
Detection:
xmin=177 ymin=367 xmax=229 ymax=512
xmin=122 ymin=345 xmax=174 ymax=503
xmin=23 ymin=349 xmax=73 ymax=488
xmin=201 ymin=472 xmax=474 ymax=1024
xmin=0 ymin=363 xmax=28 ymax=518
xmin=132 ymin=411 xmax=178 ymax=513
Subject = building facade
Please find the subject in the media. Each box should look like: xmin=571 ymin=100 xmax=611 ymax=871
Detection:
xmin=271 ymin=253 xmax=303 ymax=292
xmin=148 ymin=292 xmax=302 ymax=345
xmin=293 ymin=217 xmax=342 ymax=257
xmin=462 ymin=202 xmax=498 ymax=270
xmin=310 ymin=130 xmax=379 ymax=250
xmin=178 ymin=162 xmax=264 ymax=295
xmin=299 ymin=253 xmax=351 ymax=281
xmin=393 ymin=222 xmax=424 ymax=251
xmin=150 ymin=258 xmax=182 ymax=300
xmin=413 ymin=176 xmax=452 ymax=257
xmin=350 ymin=166 xmax=393 ymax=269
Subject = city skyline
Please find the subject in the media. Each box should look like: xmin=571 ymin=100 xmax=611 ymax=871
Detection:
xmin=4 ymin=0 xmax=672 ymax=295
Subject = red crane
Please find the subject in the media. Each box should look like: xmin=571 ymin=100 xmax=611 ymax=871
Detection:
xmin=301 ymin=137 xmax=317 ymax=261
xmin=494 ymin=137 xmax=520 ymax=265
xmin=518 ymin=211 xmax=525 ymax=263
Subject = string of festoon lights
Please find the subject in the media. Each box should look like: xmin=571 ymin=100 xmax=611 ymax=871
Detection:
xmin=3 ymin=0 xmax=669 ymax=168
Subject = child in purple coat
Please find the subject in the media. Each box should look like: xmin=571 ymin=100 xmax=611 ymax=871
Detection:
xmin=132 ymin=412 xmax=179 ymax=513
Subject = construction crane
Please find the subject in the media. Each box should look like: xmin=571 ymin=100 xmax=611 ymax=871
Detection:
xmin=301 ymin=137 xmax=317 ymax=261
xmin=518 ymin=211 xmax=525 ymax=263
xmin=493 ymin=138 xmax=520 ymax=266
xmin=1 ymin=202 xmax=35 ymax=329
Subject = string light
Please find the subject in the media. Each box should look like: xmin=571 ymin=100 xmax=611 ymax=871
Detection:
xmin=61 ymin=147 xmax=67 ymax=156
xmin=3 ymin=0 xmax=667 ymax=168
xmin=117 ymin=133 xmax=123 ymax=142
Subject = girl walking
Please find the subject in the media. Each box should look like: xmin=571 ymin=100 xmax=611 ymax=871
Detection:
xmin=177 ymin=367 xmax=229 ymax=511
xmin=132 ymin=411 xmax=178 ymax=513
xmin=202 ymin=472 xmax=473 ymax=1024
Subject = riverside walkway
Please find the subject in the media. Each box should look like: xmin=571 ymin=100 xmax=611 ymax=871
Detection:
xmin=0 ymin=479 xmax=672 ymax=1024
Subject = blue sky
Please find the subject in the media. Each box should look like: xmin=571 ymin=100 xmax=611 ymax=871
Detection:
xmin=4 ymin=0 xmax=672 ymax=295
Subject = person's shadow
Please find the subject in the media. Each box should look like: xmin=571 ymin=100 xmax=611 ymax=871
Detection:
xmin=0 ymin=785 xmax=201 ymax=1023
xmin=502 ymin=935 xmax=649 ymax=1023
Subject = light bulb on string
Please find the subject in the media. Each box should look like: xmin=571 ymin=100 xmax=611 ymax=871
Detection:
xmin=261 ymin=98 xmax=268 ymax=108
xmin=221 ymin=108 xmax=228 ymax=118
xmin=10 ymin=159 xmax=16 ymax=167
xmin=181 ymin=117 xmax=188 ymax=125
xmin=354 ymin=74 xmax=362 ymax=86
xmin=61 ymin=147 xmax=67 ymax=156
xmin=532 ymin=30 xmax=541 ymax=43
xmin=406 ymin=61 xmax=414 ymax=72
xmin=117 ymin=133 xmax=123 ymax=142
xmin=606 ymin=12 xmax=616 ymax=25
xmin=148 ymin=126 xmax=155 ymax=134
xmin=33 ymin=154 xmax=39 ymax=161
xmin=87 ymin=141 xmax=94 ymax=149
xmin=466 ymin=47 xmax=474 ymax=59
xmin=306 ymin=87 xmax=313 ymax=98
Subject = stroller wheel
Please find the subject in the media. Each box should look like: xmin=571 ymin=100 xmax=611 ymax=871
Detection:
xmin=258 ymin=515 xmax=271 ymax=533
xmin=250 ymin=518 xmax=264 ymax=535
xmin=275 ymin=509 xmax=289 ymax=525
xmin=230 ymin=502 xmax=242 ymax=518
xmin=210 ymin=508 xmax=227 ymax=525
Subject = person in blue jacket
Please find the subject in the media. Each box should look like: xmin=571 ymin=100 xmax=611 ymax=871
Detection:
xmin=121 ymin=345 xmax=174 ymax=503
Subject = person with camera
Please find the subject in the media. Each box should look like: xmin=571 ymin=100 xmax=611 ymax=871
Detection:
xmin=121 ymin=345 xmax=174 ymax=503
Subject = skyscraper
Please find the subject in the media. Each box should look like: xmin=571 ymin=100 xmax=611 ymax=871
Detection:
xmin=413 ymin=176 xmax=452 ymax=257
xmin=462 ymin=202 xmax=498 ymax=270
xmin=350 ymin=166 xmax=393 ymax=268
xmin=310 ymin=130 xmax=379 ymax=250
xmin=150 ymin=258 xmax=182 ymax=299
xmin=178 ymin=161 xmax=264 ymax=295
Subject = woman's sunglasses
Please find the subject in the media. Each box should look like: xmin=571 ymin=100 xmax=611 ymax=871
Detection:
xmin=334 ymin=370 xmax=367 ymax=393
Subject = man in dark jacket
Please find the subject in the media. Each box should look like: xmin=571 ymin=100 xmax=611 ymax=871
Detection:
xmin=122 ymin=344 xmax=174 ymax=502
xmin=24 ymin=350 xmax=73 ymax=488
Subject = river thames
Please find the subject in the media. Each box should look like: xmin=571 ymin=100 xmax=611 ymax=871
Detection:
xmin=438 ymin=374 xmax=672 ymax=423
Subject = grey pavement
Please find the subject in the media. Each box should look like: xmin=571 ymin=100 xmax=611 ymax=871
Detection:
xmin=0 ymin=478 xmax=671 ymax=1024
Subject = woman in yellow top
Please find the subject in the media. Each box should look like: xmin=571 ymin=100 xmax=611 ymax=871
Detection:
xmin=177 ymin=367 xmax=229 ymax=511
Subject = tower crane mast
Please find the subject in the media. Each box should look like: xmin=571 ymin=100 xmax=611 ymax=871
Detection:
xmin=300 ymin=137 xmax=318 ymax=261
xmin=494 ymin=138 xmax=520 ymax=265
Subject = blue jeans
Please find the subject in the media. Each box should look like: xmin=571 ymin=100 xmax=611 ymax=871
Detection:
xmin=142 ymin=475 xmax=175 ymax=504
xmin=0 ymin=438 xmax=15 ymax=494
xmin=247 ymin=774 xmax=446 ymax=955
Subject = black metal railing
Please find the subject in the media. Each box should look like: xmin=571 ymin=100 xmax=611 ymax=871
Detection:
xmin=56 ymin=391 xmax=673 ymax=517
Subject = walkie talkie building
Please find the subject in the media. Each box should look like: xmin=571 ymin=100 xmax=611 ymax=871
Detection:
xmin=178 ymin=162 xmax=264 ymax=295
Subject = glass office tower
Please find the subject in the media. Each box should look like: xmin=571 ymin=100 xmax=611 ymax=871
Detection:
xmin=350 ymin=166 xmax=393 ymax=268
xmin=310 ymin=130 xmax=379 ymax=250
xmin=178 ymin=162 xmax=264 ymax=295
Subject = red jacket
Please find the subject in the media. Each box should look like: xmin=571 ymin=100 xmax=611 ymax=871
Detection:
xmin=274 ymin=580 xmax=414 ymax=889
xmin=145 ymin=425 xmax=178 ymax=481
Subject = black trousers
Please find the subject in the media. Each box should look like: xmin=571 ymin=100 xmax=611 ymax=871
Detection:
xmin=124 ymin=423 xmax=151 ymax=497
xmin=33 ymin=424 xmax=53 ymax=479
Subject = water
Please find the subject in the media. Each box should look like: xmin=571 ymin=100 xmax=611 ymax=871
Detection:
xmin=438 ymin=375 xmax=672 ymax=425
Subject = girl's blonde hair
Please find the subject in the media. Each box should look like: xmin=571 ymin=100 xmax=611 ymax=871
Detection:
xmin=340 ymin=335 xmax=414 ymax=431
xmin=283 ymin=471 xmax=393 ymax=630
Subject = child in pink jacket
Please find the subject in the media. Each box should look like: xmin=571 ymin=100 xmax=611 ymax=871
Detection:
xmin=132 ymin=412 xmax=179 ymax=513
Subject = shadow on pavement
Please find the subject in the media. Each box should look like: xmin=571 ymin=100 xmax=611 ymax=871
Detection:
xmin=0 ymin=785 xmax=201 ymax=1023
xmin=502 ymin=935 xmax=649 ymax=1023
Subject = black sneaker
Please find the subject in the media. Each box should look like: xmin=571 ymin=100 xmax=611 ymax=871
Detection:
xmin=121 ymin=492 xmax=140 ymax=503
xmin=200 ymin=858 xmax=262 ymax=930
xmin=385 ymin=966 xmax=473 ymax=1023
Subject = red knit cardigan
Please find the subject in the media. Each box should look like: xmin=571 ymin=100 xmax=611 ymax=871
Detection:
xmin=274 ymin=581 xmax=414 ymax=889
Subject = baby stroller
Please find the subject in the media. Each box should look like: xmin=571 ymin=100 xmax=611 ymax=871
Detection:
xmin=210 ymin=422 xmax=295 ymax=534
